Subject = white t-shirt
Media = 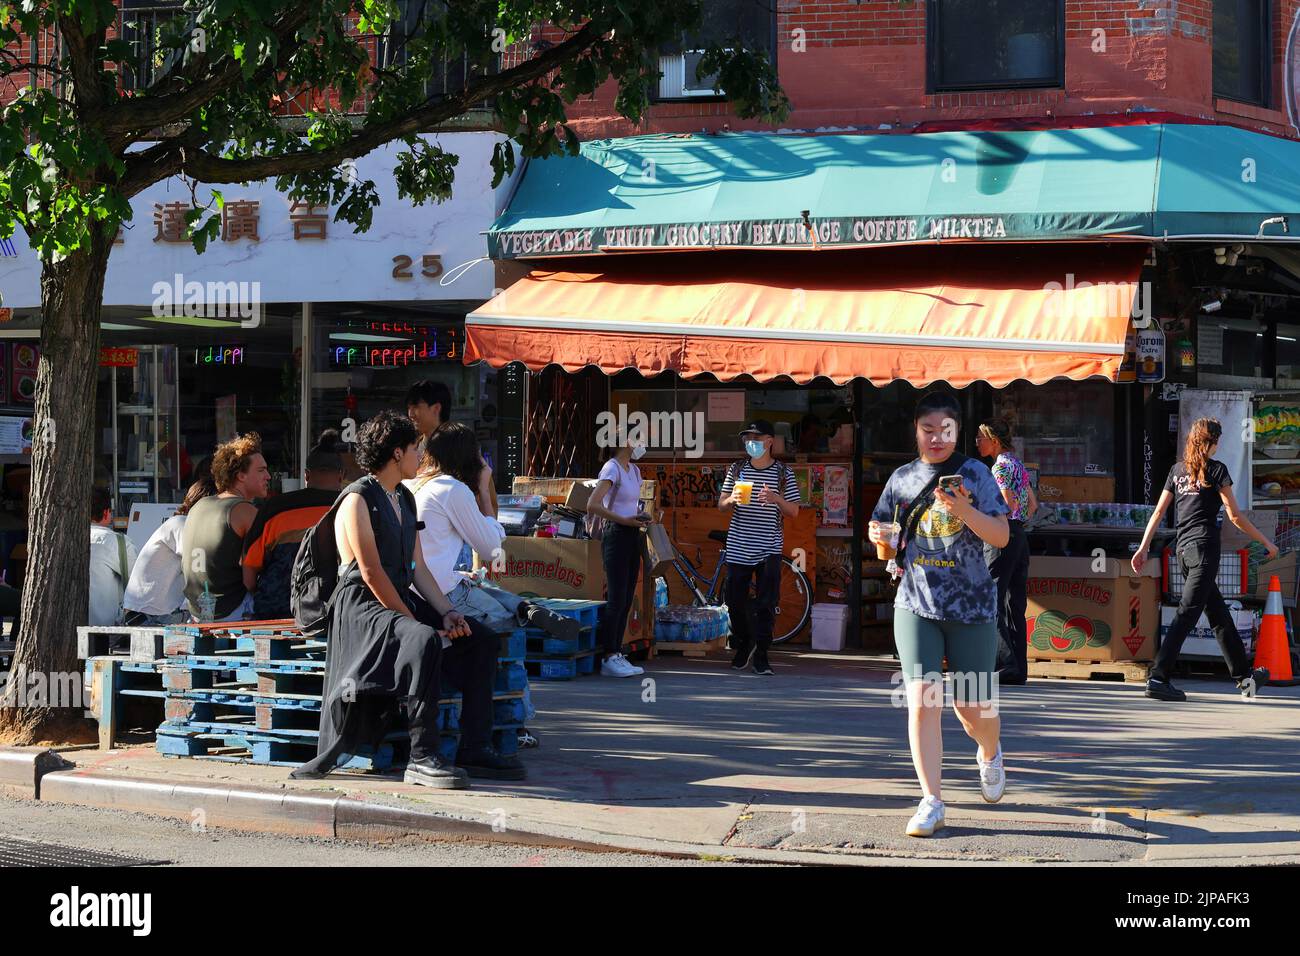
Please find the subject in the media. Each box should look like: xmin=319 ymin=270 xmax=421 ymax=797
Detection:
xmin=88 ymin=524 xmax=139 ymax=626
xmin=123 ymin=514 xmax=187 ymax=616
xmin=597 ymin=458 xmax=642 ymax=519
xmin=405 ymin=474 xmax=506 ymax=595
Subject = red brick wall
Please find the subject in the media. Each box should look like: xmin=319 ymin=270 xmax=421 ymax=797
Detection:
xmin=560 ymin=0 xmax=1300 ymax=141
xmin=7 ymin=2 xmax=1300 ymax=141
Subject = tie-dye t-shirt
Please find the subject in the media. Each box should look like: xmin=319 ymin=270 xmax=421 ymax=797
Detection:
xmin=991 ymin=453 xmax=1032 ymax=521
xmin=872 ymin=456 xmax=1008 ymax=624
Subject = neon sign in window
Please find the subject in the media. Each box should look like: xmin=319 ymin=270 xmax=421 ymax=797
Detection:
xmin=193 ymin=345 xmax=245 ymax=365
xmin=329 ymin=329 xmax=458 ymax=366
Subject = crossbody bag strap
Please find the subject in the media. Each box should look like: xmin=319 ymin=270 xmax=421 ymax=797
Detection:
xmin=896 ymin=454 xmax=969 ymax=563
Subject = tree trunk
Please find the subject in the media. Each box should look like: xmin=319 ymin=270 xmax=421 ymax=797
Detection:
xmin=0 ymin=232 xmax=111 ymax=744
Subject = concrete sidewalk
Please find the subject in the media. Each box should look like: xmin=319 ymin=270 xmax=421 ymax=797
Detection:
xmin=27 ymin=650 xmax=1300 ymax=865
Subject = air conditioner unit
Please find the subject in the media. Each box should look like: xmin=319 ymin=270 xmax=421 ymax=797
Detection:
xmin=658 ymin=51 xmax=721 ymax=98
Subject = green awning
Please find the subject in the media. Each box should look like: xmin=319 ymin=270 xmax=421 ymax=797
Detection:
xmin=488 ymin=124 xmax=1300 ymax=258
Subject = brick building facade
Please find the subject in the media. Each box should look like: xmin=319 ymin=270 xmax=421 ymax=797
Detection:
xmin=556 ymin=0 xmax=1300 ymax=140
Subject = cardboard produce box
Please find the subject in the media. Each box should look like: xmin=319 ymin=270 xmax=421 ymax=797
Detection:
xmin=479 ymin=537 xmax=605 ymax=600
xmin=565 ymin=478 xmax=659 ymax=520
xmin=1036 ymin=475 xmax=1116 ymax=503
xmin=1025 ymin=556 xmax=1160 ymax=662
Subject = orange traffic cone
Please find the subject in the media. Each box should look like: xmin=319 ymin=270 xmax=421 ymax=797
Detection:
xmin=1254 ymin=576 xmax=1300 ymax=686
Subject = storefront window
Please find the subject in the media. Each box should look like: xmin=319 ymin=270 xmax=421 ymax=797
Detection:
xmin=1196 ymin=316 xmax=1265 ymax=388
xmin=607 ymin=374 xmax=852 ymax=459
xmin=1275 ymin=322 xmax=1300 ymax=389
xmin=310 ymin=303 xmax=520 ymax=488
xmin=99 ymin=304 xmax=302 ymax=504
xmin=996 ymin=379 xmax=1114 ymax=477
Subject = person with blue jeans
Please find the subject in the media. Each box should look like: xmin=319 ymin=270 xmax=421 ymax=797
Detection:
xmin=407 ymin=423 xmax=578 ymax=736
xmin=870 ymin=392 xmax=1010 ymax=838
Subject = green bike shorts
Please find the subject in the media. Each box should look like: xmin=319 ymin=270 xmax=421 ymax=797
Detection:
xmin=893 ymin=606 xmax=998 ymax=702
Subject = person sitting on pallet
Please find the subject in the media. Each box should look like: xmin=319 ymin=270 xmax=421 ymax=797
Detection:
xmin=291 ymin=411 xmax=525 ymax=788
xmin=406 ymin=422 xmax=580 ymax=749
xmin=406 ymin=423 xmax=582 ymax=640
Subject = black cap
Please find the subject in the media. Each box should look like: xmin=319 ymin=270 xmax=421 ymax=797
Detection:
xmin=738 ymin=420 xmax=775 ymax=438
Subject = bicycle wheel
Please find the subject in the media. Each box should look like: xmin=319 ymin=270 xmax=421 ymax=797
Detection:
xmin=718 ymin=557 xmax=813 ymax=645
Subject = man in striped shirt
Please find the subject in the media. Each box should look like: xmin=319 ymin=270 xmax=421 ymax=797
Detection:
xmin=719 ymin=420 xmax=801 ymax=676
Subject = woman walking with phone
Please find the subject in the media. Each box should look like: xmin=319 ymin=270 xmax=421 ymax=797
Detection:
xmin=869 ymin=393 xmax=1010 ymax=837
xmin=976 ymin=418 xmax=1037 ymax=685
xmin=1133 ymin=418 xmax=1277 ymax=701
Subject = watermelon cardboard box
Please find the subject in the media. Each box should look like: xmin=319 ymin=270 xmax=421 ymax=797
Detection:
xmin=1025 ymin=556 xmax=1160 ymax=662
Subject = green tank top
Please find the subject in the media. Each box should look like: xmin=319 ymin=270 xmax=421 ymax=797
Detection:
xmin=182 ymin=495 xmax=251 ymax=619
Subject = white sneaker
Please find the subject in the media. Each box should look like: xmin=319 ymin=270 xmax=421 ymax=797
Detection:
xmin=624 ymin=656 xmax=645 ymax=676
xmin=906 ymin=795 xmax=945 ymax=837
xmin=601 ymin=653 xmax=637 ymax=678
xmin=977 ymin=746 xmax=1006 ymax=803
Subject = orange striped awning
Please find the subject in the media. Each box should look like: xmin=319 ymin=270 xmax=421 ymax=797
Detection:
xmin=466 ymin=245 xmax=1145 ymax=386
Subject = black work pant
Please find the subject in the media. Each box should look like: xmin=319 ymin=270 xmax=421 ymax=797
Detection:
xmin=726 ymin=555 xmax=782 ymax=652
xmin=409 ymin=593 xmax=499 ymax=759
xmin=1151 ymin=541 xmax=1251 ymax=683
xmin=600 ymin=525 xmax=642 ymax=656
xmin=991 ymin=520 xmax=1030 ymax=681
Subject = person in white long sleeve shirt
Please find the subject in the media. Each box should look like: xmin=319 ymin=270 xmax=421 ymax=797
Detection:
xmin=88 ymin=487 xmax=139 ymax=628
xmin=405 ymin=423 xmax=579 ymax=640
xmin=123 ymin=477 xmax=215 ymax=626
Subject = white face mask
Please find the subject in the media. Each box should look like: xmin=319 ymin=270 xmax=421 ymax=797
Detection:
xmin=630 ymin=443 xmax=647 ymax=461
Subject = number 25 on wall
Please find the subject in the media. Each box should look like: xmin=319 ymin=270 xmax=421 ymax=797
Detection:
xmin=392 ymin=254 xmax=443 ymax=279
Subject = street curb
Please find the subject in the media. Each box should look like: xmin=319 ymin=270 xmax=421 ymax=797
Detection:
xmin=36 ymin=770 xmax=676 ymax=856
xmin=26 ymin=769 xmax=1300 ymax=868
xmin=31 ymin=769 xmax=866 ymax=865
xmin=0 ymin=748 xmax=74 ymax=799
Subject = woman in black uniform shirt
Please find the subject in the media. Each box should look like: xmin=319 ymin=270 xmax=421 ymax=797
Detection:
xmin=1133 ymin=418 xmax=1279 ymax=701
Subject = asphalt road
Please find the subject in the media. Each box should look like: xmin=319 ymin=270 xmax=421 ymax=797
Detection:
xmin=0 ymin=794 xmax=736 ymax=867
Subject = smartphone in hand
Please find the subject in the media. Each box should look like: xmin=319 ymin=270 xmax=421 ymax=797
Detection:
xmin=938 ymin=475 xmax=964 ymax=495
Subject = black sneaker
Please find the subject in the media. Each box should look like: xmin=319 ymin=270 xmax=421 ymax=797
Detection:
xmin=403 ymin=755 xmax=470 ymax=789
xmin=730 ymin=642 xmax=755 ymax=670
xmin=1237 ymin=667 xmax=1269 ymax=697
xmin=525 ymin=604 xmax=581 ymax=641
xmin=455 ymin=746 xmax=527 ymax=781
xmin=1145 ymin=678 xmax=1187 ymax=702
xmin=752 ymin=651 xmax=774 ymax=676
xmin=517 ymin=728 xmax=539 ymax=749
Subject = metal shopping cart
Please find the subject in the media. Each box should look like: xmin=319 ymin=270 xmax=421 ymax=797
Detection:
xmin=1161 ymin=548 xmax=1250 ymax=602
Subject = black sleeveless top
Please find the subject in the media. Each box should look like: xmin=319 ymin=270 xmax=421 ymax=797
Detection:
xmin=337 ymin=475 xmax=418 ymax=602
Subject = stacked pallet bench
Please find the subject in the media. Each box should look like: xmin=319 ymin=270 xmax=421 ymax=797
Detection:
xmin=77 ymin=625 xmax=170 ymax=750
xmin=81 ymin=619 xmax=533 ymax=771
xmin=522 ymin=598 xmax=605 ymax=681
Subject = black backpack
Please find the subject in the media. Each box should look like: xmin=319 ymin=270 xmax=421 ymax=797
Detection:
xmin=290 ymin=478 xmax=414 ymax=638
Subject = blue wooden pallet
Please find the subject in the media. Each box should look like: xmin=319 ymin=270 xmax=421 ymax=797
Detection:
xmin=493 ymin=697 xmax=527 ymax=725
xmin=494 ymin=661 xmax=528 ymax=692
xmin=498 ymin=628 xmax=527 ymax=662
xmin=156 ymin=725 xmax=401 ymax=769
xmin=157 ymin=723 xmax=522 ymax=768
xmin=528 ymin=598 xmax=604 ymax=630
xmin=523 ymin=626 xmax=597 ymax=656
xmin=524 ymin=652 xmax=597 ymax=681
